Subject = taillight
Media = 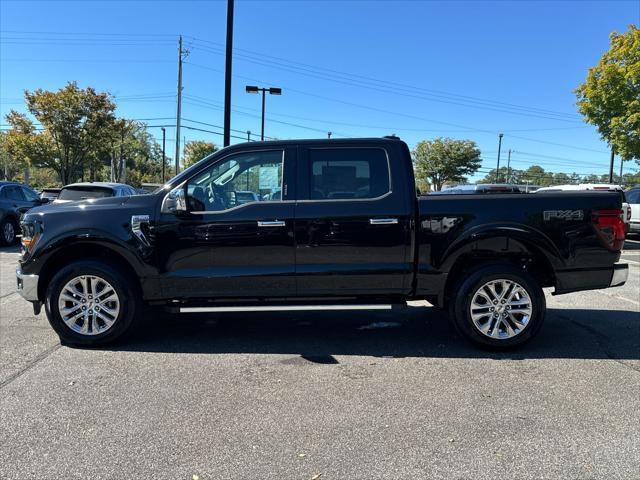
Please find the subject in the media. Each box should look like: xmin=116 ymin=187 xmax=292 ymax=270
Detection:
xmin=592 ymin=209 xmax=625 ymax=251
xmin=627 ymin=208 xmax=632 ymax=221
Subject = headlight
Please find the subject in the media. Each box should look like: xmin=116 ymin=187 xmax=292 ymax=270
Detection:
xmin=20 ymin=220 xmax=43 ymax=255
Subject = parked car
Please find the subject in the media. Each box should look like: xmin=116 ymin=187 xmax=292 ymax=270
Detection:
xmin=40 ymin=188 xmax=61 ymax=202
xmin=54 ymin=182 xmax=138 ymax=203
xmin=430 ymin=184 xmax=522 ymax=195
xmin=535 ymin=184 xmax=631 ymax=232
xmin=16 ymin=138 xmax=628 ymax=349
xmin=625 ymin=186 xmax=640 ymax=235
xmin=0 ymin=181 xmax=47 ymax=245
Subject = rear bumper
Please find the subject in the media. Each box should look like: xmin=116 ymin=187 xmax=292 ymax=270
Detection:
xmin=16 ymin=267 xmax=39 ymax=302
xmin=554 ymin=263 xmax=628 ymax=295
xmin=629 ymin=221 xmax=640 ymax=233
xmin=610 ymin=263 xmax=628 ymax=287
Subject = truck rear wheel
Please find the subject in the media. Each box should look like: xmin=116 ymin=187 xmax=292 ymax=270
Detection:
xmin=449 ymin=265 xmax=546 ymax=349
xmin=45 ymin=260 xmax=139 ymax=346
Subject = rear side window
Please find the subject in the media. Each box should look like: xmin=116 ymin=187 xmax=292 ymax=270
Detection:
xmin=21 ymin=187 xmax=39 ymax=201
xmin=308 ymin=148 xmax=390 ymax=200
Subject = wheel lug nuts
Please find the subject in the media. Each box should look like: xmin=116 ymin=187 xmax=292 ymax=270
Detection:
xmin=81 ymin=299 xmax=86 ymax=303
xmin=82 ymin=306 xmax=86 ymax=311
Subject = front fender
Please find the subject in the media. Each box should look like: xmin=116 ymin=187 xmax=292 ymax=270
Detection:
xmin=23 ymin=227 xmax=156 ymax=278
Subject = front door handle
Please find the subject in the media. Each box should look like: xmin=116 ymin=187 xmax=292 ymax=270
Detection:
xmin=370 ymin=218 xmax=399 ymax=225
xmin=257 ymin=220 xmax=286 ymax=227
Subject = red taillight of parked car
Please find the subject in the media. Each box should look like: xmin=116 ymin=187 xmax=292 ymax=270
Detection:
xmin=592 ymin=209 xmax=626 ymax=251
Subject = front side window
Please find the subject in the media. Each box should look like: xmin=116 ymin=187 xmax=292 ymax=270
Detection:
xmin=308 ymin=148 xmax=390 ymax=200
xmin=186 ymin=150 xmax=283 ymax=212
xmin=6 ymin=186 xmax=26 ymax=201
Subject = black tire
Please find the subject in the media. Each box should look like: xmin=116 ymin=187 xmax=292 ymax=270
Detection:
xmin=45 ymin=260 xmax=140 ymax=347
xmin=0 ymin=216 xmax=18 ymax=246
xmin=449 ymin=264 xmax=546 ymax=350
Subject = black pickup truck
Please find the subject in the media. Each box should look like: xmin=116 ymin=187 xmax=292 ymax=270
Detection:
xmin=16 ymin=137 xmax=628 ymax=349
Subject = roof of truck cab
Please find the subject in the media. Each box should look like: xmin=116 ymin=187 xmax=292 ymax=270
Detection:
xmin=223 ymin=137 xmax=406 ymax=149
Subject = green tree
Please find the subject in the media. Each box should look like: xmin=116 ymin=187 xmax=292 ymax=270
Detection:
xmin=183 ymin=140 xmax=218 ymax=168
xmin=413 ymin=137 xmax=481 ymax=191
xmin=478 ymin=166 xmax=523 ymax=184
xmin=575 ymin=25 xmax=640 ymax=162
xmin=5 ymin=82 xmax=116 ymax=184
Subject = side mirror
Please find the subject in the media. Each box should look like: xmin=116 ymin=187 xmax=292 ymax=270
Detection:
xmin=37 ymin=197 xmax=51 ymax=204
xmin=161 ymin=186 xmax=187 ymax=214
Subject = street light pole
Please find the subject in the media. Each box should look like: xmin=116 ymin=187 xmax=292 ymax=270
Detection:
xmin=506 ymin=149 xmax=512 ymax=184
xmin=495 ymin=133 xmax=504 ymax=183
xmin=247 ymin=130 xmax=251 ymax=142
xmin=245 ymin=86 xmax=282 ymax=141
xmin=328 ymin=132 xmax=332 ymax=139
xmin=161 ymin=127 xmax=166 ymax=182
xmin=261 ymin=89 xmax=266 ymax=141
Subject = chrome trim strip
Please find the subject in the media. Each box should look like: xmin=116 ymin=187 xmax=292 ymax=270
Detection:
xmin=180 ymin=304 xmax=393 ymax=313
xmin=131 ymin=215 xmax=151 ymax=246
xmin=257 ymin=220 xmax=286 ymax=227
xmin=370 ymin=218 xmax=399 ymax=225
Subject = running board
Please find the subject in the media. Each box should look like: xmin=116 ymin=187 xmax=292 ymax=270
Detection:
xmin=179 ymin=304 xmax=395 ymax=313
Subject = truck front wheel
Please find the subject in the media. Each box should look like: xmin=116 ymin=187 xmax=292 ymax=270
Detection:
xmin=45 ymin=260 xmax=139 ymax=346
xmin=449 ymin=265 xmax=546 ymax=349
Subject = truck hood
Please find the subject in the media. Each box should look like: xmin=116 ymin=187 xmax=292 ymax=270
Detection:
xmin=24 ymin=194 xmax=159 ymax=224
xmin=29 ymin=195 xmax=132 ymax=215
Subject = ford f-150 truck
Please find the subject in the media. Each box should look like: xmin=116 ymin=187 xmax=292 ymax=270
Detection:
xmin=16 ymin=137 xmax=629 ymax=349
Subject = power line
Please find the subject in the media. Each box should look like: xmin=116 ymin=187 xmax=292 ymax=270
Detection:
xmin=185 ymin=35 xmax=581 ymax=120
xmin=185 ymin=60 xmax=607 ymax=153
xmin=187 ymin=42 xmax=583 ymax=124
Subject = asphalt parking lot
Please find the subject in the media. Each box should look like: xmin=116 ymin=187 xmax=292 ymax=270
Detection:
xmin=1 ymin=241 xmax=639 ymax=480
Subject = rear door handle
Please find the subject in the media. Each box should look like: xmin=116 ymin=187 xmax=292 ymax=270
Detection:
xmin=370 ymin=218 xmax=399 ymax=225
xmin=257 ymin=220 xmax=286 ymax=227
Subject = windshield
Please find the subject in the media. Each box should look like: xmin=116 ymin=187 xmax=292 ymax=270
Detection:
xmin=58 ymin=186 xmax=114 ymax=201
xmin=153 ymin=149 xmax=224 ymax=193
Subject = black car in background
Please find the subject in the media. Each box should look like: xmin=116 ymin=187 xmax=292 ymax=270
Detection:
xmin=0 ymin=181 xmax=46 ymax=245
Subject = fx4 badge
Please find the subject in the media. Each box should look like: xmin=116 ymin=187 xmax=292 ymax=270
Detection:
xmin=543 ymin=210 xmax=584 ymax=221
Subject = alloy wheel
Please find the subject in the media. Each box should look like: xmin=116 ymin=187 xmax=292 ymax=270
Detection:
xmin=469 ymin=279 xmax=533 ymax=339
xmin=57 ymin=275 xmax=120 ymax=335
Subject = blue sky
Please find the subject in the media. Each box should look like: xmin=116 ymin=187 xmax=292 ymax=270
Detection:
xmin=1 ymin=0 xmax=639 ymax=180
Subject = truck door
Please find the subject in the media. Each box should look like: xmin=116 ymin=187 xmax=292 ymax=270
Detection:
xmin=294 ymin=144 xmax=413 ymax=296
xmin=155 ymin=147 xmax=297 ymax=299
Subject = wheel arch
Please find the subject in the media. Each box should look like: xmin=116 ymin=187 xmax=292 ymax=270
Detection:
xmin=37 ymin=241 xmax=143 ymax=302
xmin=439 ymin=231 xmax=558 ymax=308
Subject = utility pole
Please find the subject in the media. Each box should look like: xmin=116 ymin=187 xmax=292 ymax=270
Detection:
xmin=247 ymin=130 xmax=251 ymax=142
xmin=328 ymin=132 xmax=332 ymax=139
xmin=495 ymin=133 xmax=504 ymax=183
xmin=175 ymin=35 xmax=185 ymax=175
xmin=161 ymin=127 xmax=166 ymax=182
xmin=223 ymin=0 xmax=234 ymax=147
xmin=506 ymin=149 xmax=512 ymax=184
xmin=608 ymin=146 xmax=615 ymax=184
xmin=619 ymin=157 xmax=624 ymax=185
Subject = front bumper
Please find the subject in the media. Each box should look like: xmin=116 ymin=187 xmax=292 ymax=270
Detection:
xmin=16 ymin=267 xmax=39 ymax=302
xmin=610 ymin=263 xmax=628 ymax=287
